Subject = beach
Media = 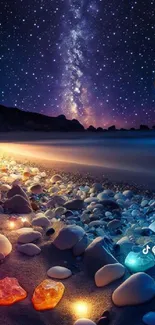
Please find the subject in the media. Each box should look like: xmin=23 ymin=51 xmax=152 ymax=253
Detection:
xmin=0 ymin=133 xmax=155 ymax=325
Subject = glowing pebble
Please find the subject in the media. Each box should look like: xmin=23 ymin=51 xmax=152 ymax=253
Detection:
xmin=0 ymin=277 xmax=27 ymax=305
xmin=32 ymin=279 xmax=65 ymax=311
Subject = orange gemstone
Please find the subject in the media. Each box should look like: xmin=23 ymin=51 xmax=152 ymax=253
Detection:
xmin=0 ymin=277 xmax=27 ymax=306
xmin=1 ymin=167 xmax=8 ymax=173
xmin=32 ymin=279 xmax=65 ymax=311
xmin=23 ymin=171 xmax=31 ymax=178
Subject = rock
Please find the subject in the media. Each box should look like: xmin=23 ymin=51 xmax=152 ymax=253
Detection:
xmin=141 ymin=200 xmax=148 ymax=207
xmin=17 ymin=243 xmax=41 ymax=256
xmin=32 ymin=279 xmax=65 ymax=310
xmin=116 ymin=236 xmax=133 ymax=254
xmin=18 ymin=230 xmax=42 ymax=244
xmin=95 ymin=263 xmax=125 ymax=287
xmin=74 ymin=320 xmax=96 ymax=325
xmin=84 ymin=197 xmax=98 ymax=204
xmin=0 ymin=277 xmax=27 ymax=305
xmin=46 ymin=227 xmax=55 ymax=236
xmin=107 ymin=219 xmax=121 ymax=231
xmin=64 ymin=199 xmax=84 ymax=210
xmin=112 ymin=272 xmax=155 ymax=306
xmin=84 ymin=237 xmax=118 ymax=276
xmin=7 ymin=185 xmax=28 ymax=200
xmin=100 ymin=200 xmax=120 ymax=211
xmin=149 ymin=221 xmax=155 ymax=233
xmin=143 ymin=312 xmax=155 ymax=325
xmin=123 ymin=190 xmax=133 ymax=198
xmin=53 ymin=225 xmax=85 ymax=250
xmin=29 ymin=184 xmax=43 ymax=194
xmin=125 ymin=250 xmax=155 ymax=272
xmin=73 ymin=234 xmax=88 ymax=256
xmin=54 ymin=207 xmax=66 ymax=217
xmin=50 ymin=174 xmax=62 ymax=183
xmin=46 ymin=195 xmax=66 ymax=208
xmin=92 ymin=183 xmax=103 ymax=192
xmin=0 ymin=234 xmax=12 ymax=256
xmin=0 ymin=184 xmax=11 ymax=192
xmin=32 ymin=215 xmax=50 ymax=228
xmin=4 ymin=195 xmax=32 ymax=214
xmin=45 ymin=209 xmax=55 ymax=218
xmin=47 ymin=266 xmax=72 ymax=279
xmin=31 ymin=201 xmax=39 ymax=211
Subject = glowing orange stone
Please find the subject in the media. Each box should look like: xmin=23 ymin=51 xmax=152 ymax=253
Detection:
xmin=0 ymin=277 xmax=27 ymax=306
xmin=32 ymin=279 xmax=65 ymax=311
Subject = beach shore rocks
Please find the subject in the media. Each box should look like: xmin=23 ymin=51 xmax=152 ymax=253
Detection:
xmin=143 ymin=312 xmax=155 ymax=325
xmin=74 ymin=320 xmax=96 ymax=325
xmin=112 ymin=272 xmax=155 ymax=306
xmin=32 ymin=214 xmax=50 ymax=228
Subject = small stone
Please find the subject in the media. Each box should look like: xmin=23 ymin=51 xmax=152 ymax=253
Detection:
xmin=149 ymin=221 xmax=155 ymax=233
xmin=0 ymin=277 xmax=27 ymax=305
xmin=74 ymin=319 xmax=96 ymax=325
xmin=53 ymin=225 xmax=85 ymax=250
xmin=64 ymin=199 xmax=84 ymax=210
xmin=100 ymin=200 xmax=120 ymax=211
xmin=123 ymin=190 xmax=133 ymax=198
xmin=95 ymin=263 xmax=125 ymax=287
xmin=29 ymin=184 xmax=43 ymax=194
xmin=47 ymin=266 xmax=72 ymax=279
xmin=32 ymin=279 xmax=65 ymax=310
xmin=32 ymin=215 xmax=50 ymax=228
xmin=112 ymin=272 xmax=155 ymax=306
xmin=143 ymin=312 xmax=155 ymax=325
xmin=46 ymin=227 xmax=55 ymax=236
xmin=0 ymin=184 xmax=11 ymax=192
xmin=107 ymin=219 xmax=121 ymax=231
xmin=0 ymin=234 xmax=12 ymax=257
xmin=50 ymin=174 xmax=62 ymax=183
xmin=18 ymin=230 xmax=42 ymax=244
xmin=17 ymin=243 xmax=41 ymax=256
xmin=141 ymin=200 xmax=148 ymax=207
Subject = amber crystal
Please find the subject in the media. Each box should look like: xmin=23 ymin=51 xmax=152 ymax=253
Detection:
xmin=32 ymin=279 xmax=65 ymax=311
xmin=0 ymin=277 xmax=27 ymax=305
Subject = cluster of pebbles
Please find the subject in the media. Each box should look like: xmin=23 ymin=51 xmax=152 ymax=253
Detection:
xmin=0 ymin=158 xmax=155 ymax=325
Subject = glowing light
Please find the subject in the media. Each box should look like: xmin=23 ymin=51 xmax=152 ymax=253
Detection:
xmin=21 ymin=217 xmax=27 ymax=223
xmin=9 ymin=221 xmax=15 ymax=230
xmin=72 ymin=301 xmax=89 ymax=318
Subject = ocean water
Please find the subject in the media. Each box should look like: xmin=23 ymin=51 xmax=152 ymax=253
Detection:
xmin=0 ymin=131 xmax=155 ymax=188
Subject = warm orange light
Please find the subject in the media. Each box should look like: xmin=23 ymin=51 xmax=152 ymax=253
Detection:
xmin=9 ymin=221 xmax=15 ymax=229
xmin=73 ymin=301 xmax=89 ymax=317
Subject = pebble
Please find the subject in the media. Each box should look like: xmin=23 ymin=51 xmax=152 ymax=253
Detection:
xmin=53 ymin=225 xmax=85 ymax=250
xmin=32 ymin=215 xmax=50 ymax=228
xmin=95 ymin=263 xmax=125 ymax=287
xmin=64 ymin=199 xmax=84 ymax=210
xmin=17 ymin=243 xmax=41 ymax=256
xmin=47 ymin=266 xmax=72 ymax=279
xmin=50 ymin=174 xmax=62 ymax=183
xmin=143 ymin=312 xmax=155 ymax=325
xmin=112 ymin=272 xmax=155 ymax=306
xmin=29 ymin=184 xmax=43 ymax=194
xmin=0 ymin=234 xmax=12 ymax=257
xmin=18 ymin=230 xmax=42 ymax=244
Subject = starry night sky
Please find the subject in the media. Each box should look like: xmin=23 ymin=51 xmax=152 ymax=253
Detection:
xmin=0 ymin=0 xmax=155 ymax=128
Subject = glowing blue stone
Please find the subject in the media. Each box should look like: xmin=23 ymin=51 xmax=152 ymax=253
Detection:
xmin=125 ymin=251 xmax=155 ymax=273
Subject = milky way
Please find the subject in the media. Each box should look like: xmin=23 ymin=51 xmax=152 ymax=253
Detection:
xmin=0 ymin=0 xmax=155 ymax=128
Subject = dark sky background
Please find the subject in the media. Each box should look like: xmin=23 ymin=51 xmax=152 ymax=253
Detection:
xmin=0 ymin=0 xmax=155 ymax=128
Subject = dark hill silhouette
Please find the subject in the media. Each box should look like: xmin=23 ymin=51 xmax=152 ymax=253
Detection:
xmin=0 ymin=105 xmax=84 ymax=132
